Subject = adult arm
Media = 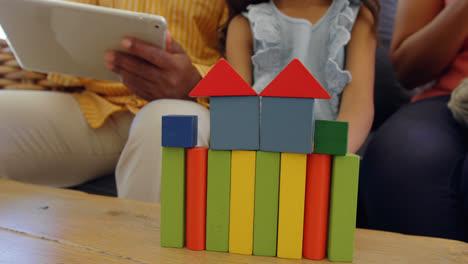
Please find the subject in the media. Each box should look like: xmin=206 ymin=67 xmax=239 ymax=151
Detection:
xmin=337 ymin=7 xmax=376 ymax=154
xmin=390 ymin=0 xmax=468 ymax=89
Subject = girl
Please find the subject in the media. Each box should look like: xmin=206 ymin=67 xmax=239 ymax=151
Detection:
xmin=222 ymin=0 xmax=379 ymax=154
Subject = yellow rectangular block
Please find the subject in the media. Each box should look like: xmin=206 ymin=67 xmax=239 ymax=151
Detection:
xmin=229 ymin=150 xmax=256 ymax=255
xmin=277 ymin=153 xmax=308 ymax=259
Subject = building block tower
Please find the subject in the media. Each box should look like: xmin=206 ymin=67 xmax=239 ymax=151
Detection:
xmin=161 ymin=58 xmax=361 ymax=262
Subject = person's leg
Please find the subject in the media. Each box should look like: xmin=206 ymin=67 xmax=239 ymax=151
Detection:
xmin=463 ymin=156 xmax=468 ymax=240
xmin=463 ymin=156 xmax=468 ymax=219
xmin=115 ymin=99 xmax=210 ymax=203
xmin=359 ymin=95 xmax=468 ymax=242
xmin=451 ymin=153 xmax=468 ymax=240
xmin=0 ymin=90 xmax=133 ymax=187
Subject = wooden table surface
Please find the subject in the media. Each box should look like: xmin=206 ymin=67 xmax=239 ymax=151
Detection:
xmin=0 ymin=179 xmax=466 ymax=264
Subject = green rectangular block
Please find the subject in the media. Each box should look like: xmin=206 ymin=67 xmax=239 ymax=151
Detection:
xmin=160 ymin=147 xmax=186 ymax=248
xmin=313 ymin=120 xmax=348 ymax=156
xmin=327 ymin=153 xmax=360 ymax=262
xmin=205 ymin=150 xmax=231 ymax=252
xmin=253 ymin=151 xmax=280 ymax=257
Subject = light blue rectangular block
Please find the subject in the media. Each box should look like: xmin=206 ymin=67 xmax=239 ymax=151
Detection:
xmin=210 ymin=96 xmax=260 ymax=151
xmin=260 ymin=97 xmax=315 ymax=154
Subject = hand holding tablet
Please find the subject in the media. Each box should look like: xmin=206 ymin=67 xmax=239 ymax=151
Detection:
xmin=0 ymin=0 xmax=167 ymax=82
xmin=105 ymin=34 xmax=202 ymax=101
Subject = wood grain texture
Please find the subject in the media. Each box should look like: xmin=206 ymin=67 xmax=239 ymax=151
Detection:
xmin=0 ymin=229 xmax=134 ymax=264
xmin=0 ymin=179 xmax=466 ymax=264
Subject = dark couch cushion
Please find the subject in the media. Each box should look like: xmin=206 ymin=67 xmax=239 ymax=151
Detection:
xmin=69 ymin=174 xmax=117 ymax=197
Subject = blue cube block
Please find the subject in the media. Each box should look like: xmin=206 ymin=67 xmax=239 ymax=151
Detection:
xmin=210 ymin=96 xmax=260 ymax=150
xmin=162 ymin=115 xmax=198 ymax=148
xmin=260 ymin=97 xmax=315 ymax=154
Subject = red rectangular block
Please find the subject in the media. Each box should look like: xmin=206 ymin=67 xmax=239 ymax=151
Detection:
xmin=186 ymin=147 xmax=209 ymax=251
xmin=303 ymin=153 xmax=332 ymax=260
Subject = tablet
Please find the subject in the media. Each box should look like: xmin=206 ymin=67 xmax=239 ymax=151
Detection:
xmin=0 ymin=0 xmax=167 ymax=82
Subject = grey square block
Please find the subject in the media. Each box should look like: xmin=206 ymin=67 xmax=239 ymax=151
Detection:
xmin=260 ymin=97 xmax=315 ymax=154
xmin=210 ymin=96 xmax=260 ymax=150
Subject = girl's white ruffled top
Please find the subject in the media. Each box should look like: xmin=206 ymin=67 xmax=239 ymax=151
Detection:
xmin=243 ymin=0 xmax=361 ymax=120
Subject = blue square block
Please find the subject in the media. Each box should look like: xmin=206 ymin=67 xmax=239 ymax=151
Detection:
xmin=210 ymin=96 xmax=260 ymax=150
xmin=260 ymin=97 xmax=315 ymax=154
xmin=162 ymin=115 xmax=198 ymax=148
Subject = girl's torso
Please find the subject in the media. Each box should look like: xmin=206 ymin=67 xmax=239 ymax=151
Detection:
xmin=244 ymin=0 xmax=361 ymax=120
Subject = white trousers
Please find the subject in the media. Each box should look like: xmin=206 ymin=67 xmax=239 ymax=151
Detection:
xmin=0 ymin=90 xmax=210 ymax=202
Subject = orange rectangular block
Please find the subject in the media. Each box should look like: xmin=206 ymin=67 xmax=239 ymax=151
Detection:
xmin=303 ymin=154 xmax=332 ymax=260
xmin=186 ymin=147 xmax=209 ymax=251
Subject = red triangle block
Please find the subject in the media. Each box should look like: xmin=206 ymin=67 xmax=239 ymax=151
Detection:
xmin=189 ymin=59 xmax=258 ymax=97
xmin=259 ymin=59 xmax=331 ymax=99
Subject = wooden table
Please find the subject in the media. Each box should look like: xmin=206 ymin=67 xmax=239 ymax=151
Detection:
xmin=0 ymin=179 xmax=466 ymax=264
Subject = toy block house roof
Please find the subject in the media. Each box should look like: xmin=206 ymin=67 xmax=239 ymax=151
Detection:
xmin=189 ymin=59 xmax=257 ymax=97
xmin=259 ymin=59 xmax=331 ymax=99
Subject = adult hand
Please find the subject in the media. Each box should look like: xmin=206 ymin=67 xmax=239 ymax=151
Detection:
xmin=105 ymin=31 xmax=201 ymax=101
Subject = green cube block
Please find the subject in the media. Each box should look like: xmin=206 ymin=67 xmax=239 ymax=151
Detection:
xmin=253 ymin=151 xmax=280 ymax=257
xmin=206 ymin=150 xmax=231 ymax=252
xmin=160 ymin=147 xmax=186 ymax=248
xmin=313 ymin=120 xmax=348 ymax=156
xmin=327 ymin=153 xmax=360 ymax=262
